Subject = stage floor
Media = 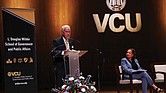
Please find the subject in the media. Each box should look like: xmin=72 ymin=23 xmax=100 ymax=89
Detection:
xmin=0 ymin=88 xmax=157 ymax=93
xmin=39 ymin=89 xmax=154 ymax=93
xmin=0 ymin=85 xmax=160 ymax=93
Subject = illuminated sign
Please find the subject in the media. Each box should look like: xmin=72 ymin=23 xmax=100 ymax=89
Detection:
xmin=93 ymin=0 xmax=142 ymax=33
xmin=7 ymin=72 xmax=21 ymax=77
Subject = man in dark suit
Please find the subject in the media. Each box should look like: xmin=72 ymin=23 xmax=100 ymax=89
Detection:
xmin=51 ymin=25 xmax=74 ymax=90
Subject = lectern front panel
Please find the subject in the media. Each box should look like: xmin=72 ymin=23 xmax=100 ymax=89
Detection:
xmin=68 ymin=51 xmax=80 ymax=77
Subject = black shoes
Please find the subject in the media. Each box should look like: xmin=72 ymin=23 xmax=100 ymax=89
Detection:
xmin=155 ymin=88 xmax=163 ymax=93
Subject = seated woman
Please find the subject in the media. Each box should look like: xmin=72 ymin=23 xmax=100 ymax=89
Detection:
xmin=121 ymin=48 xmax=163 ymax=93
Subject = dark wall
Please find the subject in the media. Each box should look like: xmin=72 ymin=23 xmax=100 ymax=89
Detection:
xmin=75 ymin=0 xmax=166 ymax=85
xmin=0 ymin=0 xmax=3 ymax=88
xmin=0 ymin=0 xmax=166 ymax=90
xmin=0 ymin=50 xmax=2 ymax=84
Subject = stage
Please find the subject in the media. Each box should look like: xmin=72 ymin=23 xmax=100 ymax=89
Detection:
xmin=0 ymin=85 xmax=155 ymax=93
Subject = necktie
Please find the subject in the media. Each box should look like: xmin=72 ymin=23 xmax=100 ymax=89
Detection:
xmin=65 ymin=41 xmax=70 ymax=50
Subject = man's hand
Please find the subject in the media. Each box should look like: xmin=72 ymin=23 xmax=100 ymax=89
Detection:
xmin=64 ymin=49 xmax=70 ymax=55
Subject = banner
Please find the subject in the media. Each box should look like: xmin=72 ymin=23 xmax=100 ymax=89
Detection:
xmin=2 ymin=8 xmax=37 ymax=93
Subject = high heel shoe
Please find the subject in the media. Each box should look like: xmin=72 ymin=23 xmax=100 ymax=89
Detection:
xmin=155 ymin=87 xmax=163 ymax=93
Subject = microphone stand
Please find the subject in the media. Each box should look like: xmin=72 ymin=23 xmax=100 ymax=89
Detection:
xmin=50 ymin=44 xmax=65 ymax=93
xmin=97 ymin=65 xmax=100 ymax=93
xmin=51 ymin=63 xmax=60 ymax=93
xmin=96 ymin=49 xmax=105 ymax=93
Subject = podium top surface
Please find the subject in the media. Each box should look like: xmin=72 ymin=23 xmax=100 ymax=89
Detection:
xmin=68 ymin=50 xmax=88 ymax=57
xmin=78 ymin=50 xmax=88 ymax=57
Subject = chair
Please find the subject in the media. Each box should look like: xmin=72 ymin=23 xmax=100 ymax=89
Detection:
xmin=151 ymin=63 xmax=166 ymax=93
xmin=115 ymin=64 xmax=142 ymax=93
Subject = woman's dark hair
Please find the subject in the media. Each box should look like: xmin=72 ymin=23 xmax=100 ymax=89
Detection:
xmin=129 ymin=48 xmax=136 ymax=61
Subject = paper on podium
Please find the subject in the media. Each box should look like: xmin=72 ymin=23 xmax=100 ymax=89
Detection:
xmin=77 ymin=50 xmax=88 ymax=57
xmin=68 ymin=50 xmax=88 ymax=57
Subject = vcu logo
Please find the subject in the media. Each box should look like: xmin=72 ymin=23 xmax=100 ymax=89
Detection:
xmin=106 ymin=0 xmax=126 ymax=12
xmin=93 ymin=0 xmax=142 ymax=33
xmin=7 ymin=72 xmax=21 ymax=77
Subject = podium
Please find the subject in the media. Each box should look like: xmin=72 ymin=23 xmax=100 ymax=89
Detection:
xmin=64 ymin=50 xmax=87 ymax=77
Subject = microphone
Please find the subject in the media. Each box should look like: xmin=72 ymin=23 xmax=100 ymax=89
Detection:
xmin=72 ymin=39 xmax=81 ymax=44
xmin=50 ymin=44 xmax=65 ymax=58
xmin=51 ymin=44 xmax=65 ymax=53
xmin=68 ymin=38 xmax=81 ymax=45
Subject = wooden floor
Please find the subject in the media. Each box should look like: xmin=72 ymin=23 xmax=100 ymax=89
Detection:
xmin=41 ymin=85 xmax=165 ymax=93
xmin=0 ymin=87 xmax=136 ymax=93
xmin=0 ymin=85 xmax=164 ymax=93
xmin=0 ymin=88 xmax=163 ymax=93
xmin=39 ymin=89 xmax=155 ymax=93
xmin=38 ymin=86 xmax=157 ymax=93
xmin=0 ymin=90 xmax=156 ymax=93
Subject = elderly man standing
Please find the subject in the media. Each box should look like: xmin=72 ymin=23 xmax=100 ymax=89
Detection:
xmin=51 ymin=25 xmax=74 ymax=90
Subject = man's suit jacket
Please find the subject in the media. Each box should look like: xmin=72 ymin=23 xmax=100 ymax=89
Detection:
xmin=51 ymin=36 xmax=74 ymax=67
xmin=121 ymin=57 xmax=141 ymax=79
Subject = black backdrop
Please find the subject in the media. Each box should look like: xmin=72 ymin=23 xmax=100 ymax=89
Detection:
xmin=75 ymin=0 xmax=166 ymax=85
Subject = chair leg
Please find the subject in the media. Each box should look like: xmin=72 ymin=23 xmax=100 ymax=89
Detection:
xmin=117 ymin=86 xmax=120 ymax=93
xmin=136 ymin=89 xmax=139 ymax=93
xmin=130 ymin=85 xmax=133 ymax=93
xmin=130 ymin=87 xmax=133 ymax=93
xmin=149 ymin=87 xmax=152 ymax=93
xmin=165 ymin=84 xmax=166 ymax=93
xmin=130 ymin=89 xmax=133 ymax=93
